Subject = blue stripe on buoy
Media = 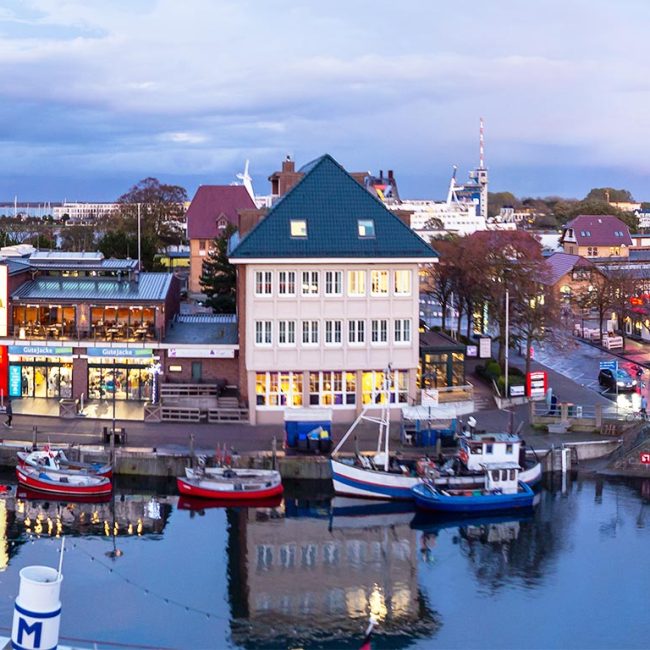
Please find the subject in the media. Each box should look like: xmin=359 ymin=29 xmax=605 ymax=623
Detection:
xmin=14 ymin=602 xmax=61 ymax=619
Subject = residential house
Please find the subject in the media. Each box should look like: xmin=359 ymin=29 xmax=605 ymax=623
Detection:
xmin=560 ymin=215 xmax=632 ymax=258
xmin=229 ymin=154 xmax=438 ymax=424
xmin=541 ymin=252 xmax=606 ymax=307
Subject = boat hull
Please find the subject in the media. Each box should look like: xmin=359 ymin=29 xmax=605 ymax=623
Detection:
xmin=176 ymin=476 xmax=284 ymax=501
xmin=412 ymin=482 xmax=535 ymax=513
xmin=330 ymin=458 xmax=420 ymax=500
xmin=16 ymin=467 xmax=113 ymax=497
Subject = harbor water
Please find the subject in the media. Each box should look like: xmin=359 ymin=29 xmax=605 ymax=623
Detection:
xmin=0 ymin=473 xmax=649 ymax=649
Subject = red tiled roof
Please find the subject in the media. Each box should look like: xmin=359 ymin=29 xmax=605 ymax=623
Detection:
xmin=542 ymin=252 xmax=596 ymax=285
xmin=563 ymin=215 xmax=633 ymax=247
xmin=186 ymin=185 xmax=256 ymax=239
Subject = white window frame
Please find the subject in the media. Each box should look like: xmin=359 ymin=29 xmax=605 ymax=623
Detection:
xmin=255 ymin=371 xmax=303 ymax=408
xmin=394 ymin=318 xmax=411 ymax=344
xmin=370 ymin=270 xmax=389 ymax=296
xmin=394 ymin=270 xmax=412 ymax=296
xmin=278 ymin=270 xmax=296 ymax=296
xmin=361 ymin=369 xmax=409 ymax=405
xmin=255 ymin=320 xmax=272 ymax=346
xmin=308 ymin=371 xmax=356 ymax=407
xmin=325 ymin=270 xmax=342 ymax=296
xmin=255 ymin=270 xmax=273 ymax=296
xmin=348 ymin=319 xmax=365 ymax=344
xmin=371 ymin=319 xmax=388 ymax=344
xmin=301 ymin=270 xmax=319 ymax=296
xmin=325 ymin=320 xmax=342 ymax=346
xmin=347 ymin=271 xmax=366 ymax=296
xmin=290 ymin=219 xmax=307 ymax=237
xmin=301 ymin=320 xmax=319 ymax=345
xmin=278 ymin=320 xmax=296 ymax=346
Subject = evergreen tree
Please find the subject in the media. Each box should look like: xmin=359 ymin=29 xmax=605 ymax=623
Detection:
xmin=199 ymin=224 xmax=237 ymax=313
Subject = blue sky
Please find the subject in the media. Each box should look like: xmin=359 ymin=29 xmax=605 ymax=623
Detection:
xmin=0 ymin=0 xmax=649 ymax=202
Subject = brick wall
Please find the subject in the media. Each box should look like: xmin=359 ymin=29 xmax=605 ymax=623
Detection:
xmin=161 ymin=353 xmax=239 ymax=386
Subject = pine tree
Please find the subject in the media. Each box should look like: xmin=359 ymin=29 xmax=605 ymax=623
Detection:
xmin=199 ymin=224 xmax=237 ymax=313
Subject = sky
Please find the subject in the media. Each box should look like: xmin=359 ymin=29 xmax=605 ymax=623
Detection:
xmin=1 ymin=0 xmax=650 ymax=203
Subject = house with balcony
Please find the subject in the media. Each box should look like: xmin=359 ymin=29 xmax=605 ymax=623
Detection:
xmin=229 ymin=154 xmax=438 ymax=425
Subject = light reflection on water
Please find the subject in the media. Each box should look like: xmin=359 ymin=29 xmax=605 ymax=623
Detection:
xmin=0 ymin=475 xmax=648 ymax=649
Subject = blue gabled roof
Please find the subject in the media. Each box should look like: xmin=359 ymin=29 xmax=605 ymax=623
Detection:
xmin=230 ymin=154 xmax=438 ymax=260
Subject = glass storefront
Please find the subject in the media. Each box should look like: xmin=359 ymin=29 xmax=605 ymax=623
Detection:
xmin=9 ymin=356 xmax=73 ymax=399
xmin=88 ymin=358 xmax=153 ymax=401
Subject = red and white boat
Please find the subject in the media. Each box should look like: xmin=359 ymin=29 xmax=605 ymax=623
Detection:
xmin=177 ymin=467 xmax=283 ymax=501
xmin=17 ymin=448 xmax=113 ymax=478
xmin=16 ymin=465 xmax=113 ymax=497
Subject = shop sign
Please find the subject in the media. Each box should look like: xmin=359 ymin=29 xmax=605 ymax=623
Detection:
xmin=167 ymin=347 xmax=235 ymax=359
xmin=9 ymin=345 xmax=74 ymax=357
xmin=510 ymin=385 xmax=525 ymax=397
xmin=9 ymin=365 xmax=21 ymax=397
xmin=479 ymin=337 xmax=492 ymax=359
xmin=466 ymin=345 xmax=478 ymax=358
xmin=640 ymin=452 xmax=650 ymax=465
xmin=87 ymin=348 xmax=154 ymax=358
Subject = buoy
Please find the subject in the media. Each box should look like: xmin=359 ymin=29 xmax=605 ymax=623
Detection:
xmin=11 ymin=561 xmax=63 ymax=650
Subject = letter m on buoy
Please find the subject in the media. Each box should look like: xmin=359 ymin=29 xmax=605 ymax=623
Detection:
xmin=16 ymin=617 xmax=42 ymax=647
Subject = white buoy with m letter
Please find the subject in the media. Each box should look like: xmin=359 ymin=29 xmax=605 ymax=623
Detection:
xmin=11 ymin=539 xmax=64 ymax=650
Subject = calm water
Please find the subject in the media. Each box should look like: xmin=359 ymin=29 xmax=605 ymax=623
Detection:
xmin=0 ymin=473 xmax=649 ymax=650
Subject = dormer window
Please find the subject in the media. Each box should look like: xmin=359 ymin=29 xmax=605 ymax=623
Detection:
xmin=217 ymin=218 xmax=228 ymax=231
xmin=290 ymin=219 xmax=307 ymax=238
xmin=580 ymin=230 xmax=591 ymax=237
xmin=358 ymin=219 xmax=375 ymax=238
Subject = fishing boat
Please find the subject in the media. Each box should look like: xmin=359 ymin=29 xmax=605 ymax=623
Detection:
xmin=16 ymin=465 xmax=113 ymax=497
xmin=17 ymin=448 xmax=113 ymax=478
xmin=330 ymin=367 xmax=421 ymax=500
xmin=177 ymin=467 xmax=283 ymax=500
xmin=412 ymin=462 xmax=535 ymax=513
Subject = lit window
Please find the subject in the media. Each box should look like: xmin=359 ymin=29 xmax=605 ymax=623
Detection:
xmin=394 ymin=270 xmax=411 ymax=295
xmin=347 ymin=271 xmax=366 ymax=296
xmin=358 ymin=219 xmax=375 ymax=238
xmin=361 ymin=369 xmax=408 ymax=405
xmin=291 ymin=219 xmax=308 ymax=237
xmin=255 ymin=371 xmax=303 ymax=407
xmin=309 ymin=371 xmax=356 ymax=406
xmin=370 ymin=270 xmax=389 ymax=295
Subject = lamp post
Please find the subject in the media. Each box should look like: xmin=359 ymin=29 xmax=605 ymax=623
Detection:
xmin=505 ymin=288 xmax=510 ymax=399
xmin=110 ymin=358 xmax=116 ymax=463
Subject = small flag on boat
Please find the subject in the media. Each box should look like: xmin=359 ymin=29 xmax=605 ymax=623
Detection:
xmin=359 ymin=617 xmax=376 ymax=650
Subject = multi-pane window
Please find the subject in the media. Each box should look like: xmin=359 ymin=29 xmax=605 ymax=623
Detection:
xmin=325 ymin=271 xmax=342 ymax=296
xmin=371 ymin=319 xmax=388 ymax=343
xmin=394 ymin=270 xmax=412 ymax=295
xmin=278 ymin=271 xmax=296 ymax=296
xmin=255 ymin=271 xmax=272 ymax=296
xmin=325 ymin=320 xmax=342 ymax=344
xmin=309 ymin=371 xmax=356 ymax=406
xmin=278 ymin=320 xmax=296 ymax=345
xmin=370 ymin=271 xmax=389 ymax=295
xmin=255 ymin=320 xmax=272 ymax=345
xmin=302 ymin=320 xmax=319 ymax=345
xmin=255 ymin=371 xmax=303 ymax=407
xmin=301 ymin=271 xmax=319 ymax=295
xmin=348 ymin=320 xmax=365 ymax=344
xmin=394 ymin=319 xmax=411 ymax=343
xmin=347 ymin=271 xmax=366 ymax=296
xmin=361 ymin=369 xmax=408 ymax=405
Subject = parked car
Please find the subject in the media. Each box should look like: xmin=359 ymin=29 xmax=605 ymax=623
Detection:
xmin=598 ymin=368 xmax=637 ymax=391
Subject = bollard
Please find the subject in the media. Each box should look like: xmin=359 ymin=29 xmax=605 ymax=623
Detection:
xmin=11 ymin=565 xmax=63 ymax=650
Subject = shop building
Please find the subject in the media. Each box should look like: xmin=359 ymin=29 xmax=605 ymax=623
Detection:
xmin=229 ymin=154 xmax=438 ymax=425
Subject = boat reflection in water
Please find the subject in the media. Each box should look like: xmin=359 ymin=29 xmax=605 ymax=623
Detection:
xmin=225 ymin=495 xmax=439 ymax=649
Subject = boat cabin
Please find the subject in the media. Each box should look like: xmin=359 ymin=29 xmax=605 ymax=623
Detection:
xmin=459 ymin=432 xmax=521 ymax=472
xmin=482 ymin=462 xmax=520 ymax=494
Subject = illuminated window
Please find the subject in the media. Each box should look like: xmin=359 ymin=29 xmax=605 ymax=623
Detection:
xmin=290 ymin=219 xmax=307 ymax=237
xmin=370 ymin=270 xmax=389 ymax=295
xmin=255 ymin=371 xmax=303 ymax=407
xmin=358 ymin=219 xmax=375 ymax=238
xmin=362 ymin=369 xmax=408 ymax=405
xmin=347 ymin=271 xmax=366 ymax=296
xmin=309 ymin=371 xmax=356 ymax=406
xmin=394 ymin=270 xmax=411 ymax=295
xmin=255 ymin=271 xmax=272 ymax=295
xmin=278 ymin=271 xmax=296 ymax=296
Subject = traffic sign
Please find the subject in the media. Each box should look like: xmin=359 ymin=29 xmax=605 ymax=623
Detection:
xmin=640 ymin=452 xmax=650 ymax=465
xmin=599 ymin=360 xmax=618 ymax=372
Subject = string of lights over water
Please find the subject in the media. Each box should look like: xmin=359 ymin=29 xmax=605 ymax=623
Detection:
xmin=0 ymin=473 xmax=649 ymax=649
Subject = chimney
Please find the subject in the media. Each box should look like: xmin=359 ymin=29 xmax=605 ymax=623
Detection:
xmin=388 ymin=170 xmax=394 ymax=181
xmin=282 ymin=155 xmax=295 ymax=174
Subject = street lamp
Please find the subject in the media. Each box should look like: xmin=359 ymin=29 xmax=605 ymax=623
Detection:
xmin=505 ymin=288 xmax=510 ymax=399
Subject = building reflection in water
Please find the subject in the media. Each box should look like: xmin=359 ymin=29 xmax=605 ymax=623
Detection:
xmin=226 ymin=498 xmax=439 ymax=648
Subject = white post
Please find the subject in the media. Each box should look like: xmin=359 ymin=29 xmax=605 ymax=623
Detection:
xmin=11 ymin=565 xmax=63 ymax=650
xmin=505 ymin=288 xmax=510 ymax=398
xmin=137 ymin=202 xmax=142 ymax=270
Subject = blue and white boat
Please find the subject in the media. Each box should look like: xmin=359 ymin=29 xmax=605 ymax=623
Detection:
xmin=412 ymin=462 xmax=535 ymax=513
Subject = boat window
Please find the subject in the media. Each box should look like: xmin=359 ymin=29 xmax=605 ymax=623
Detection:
xmin=510 ymin=469 xmax=516 ymax=480
xmin=501 ymin=470 xmax=508 ymax=480
xmin=485 ymin=444 xmax=494 ymax=454
xmin=470 ymin=445 xmax=482 ymax=454
xmin=506 ymin=444 xmax=513 ymax=454
xmin=491 ymin=470 xmax=499 ymax=481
